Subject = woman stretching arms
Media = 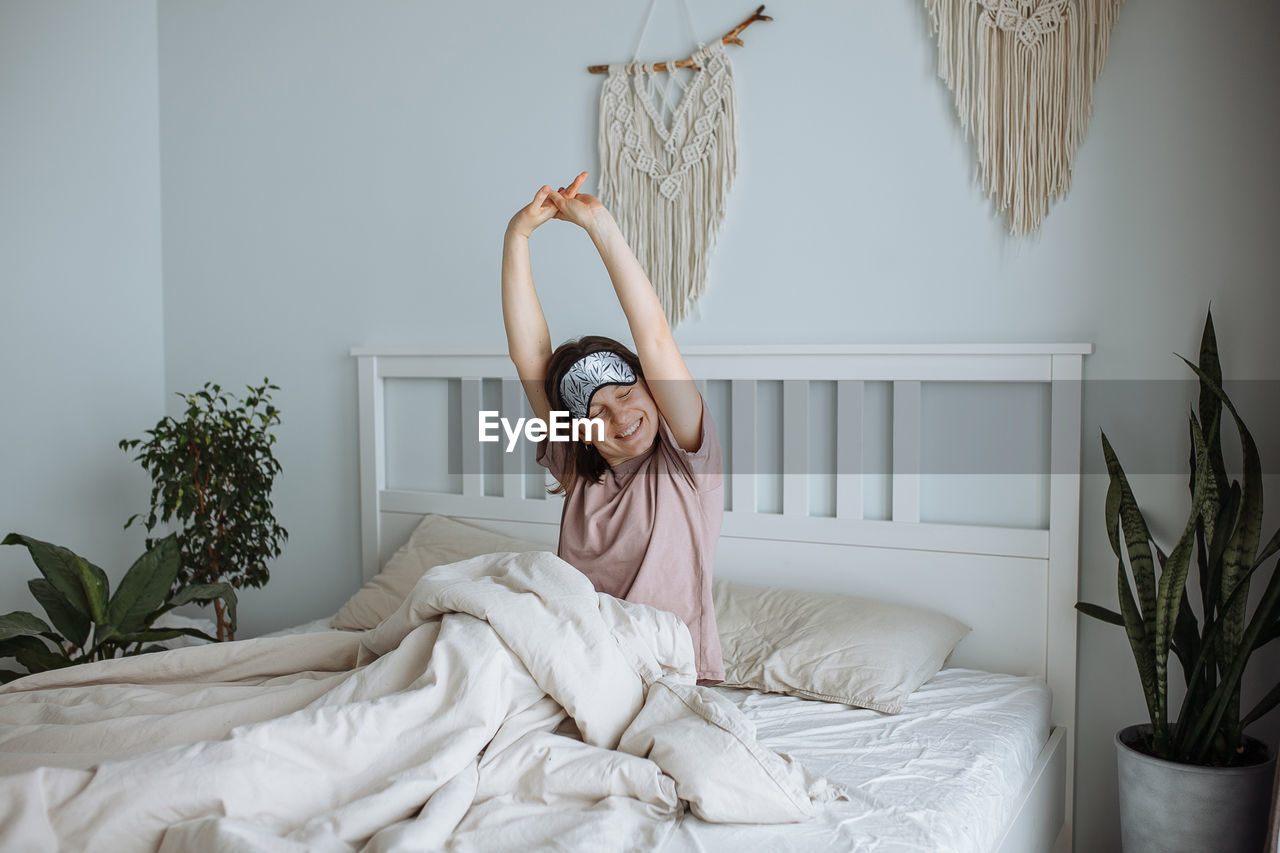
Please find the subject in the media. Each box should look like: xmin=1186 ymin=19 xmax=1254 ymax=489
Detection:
xmin=501 ymin=171 xmax=723 ymax=683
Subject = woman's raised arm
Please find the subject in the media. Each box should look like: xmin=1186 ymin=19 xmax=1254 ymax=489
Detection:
xmin=501 ymin=178 xmax=583 ymax=423
xmin=546 ymin=182 xmax=704 ymax=452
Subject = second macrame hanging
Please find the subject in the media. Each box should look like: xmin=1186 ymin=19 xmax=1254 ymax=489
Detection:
xmin=597 ymin=4 xmax=741 ymax=327
xmin=926 ymin=0 xmax=1125 ymax=234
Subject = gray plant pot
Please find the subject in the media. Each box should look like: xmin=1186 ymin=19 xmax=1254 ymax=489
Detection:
xmin=1115 ymin=724 xmax=1277 ymax=853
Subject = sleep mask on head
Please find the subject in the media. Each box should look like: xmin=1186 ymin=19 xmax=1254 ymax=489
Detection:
xmin=559 ymin=351 xmax=637 ymax=420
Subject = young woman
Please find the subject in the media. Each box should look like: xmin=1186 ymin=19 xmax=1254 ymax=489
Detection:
xmin=501 ymin=171 xmax=724 ymax=683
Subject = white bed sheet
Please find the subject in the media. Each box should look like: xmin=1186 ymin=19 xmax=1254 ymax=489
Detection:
xmin=266 ymin=619 xmax=1049 ymax=853
xmin=672 ymin=669 xmax=1051 ymax=853
xmin=259 ymin=615 xmax=339 ymax=637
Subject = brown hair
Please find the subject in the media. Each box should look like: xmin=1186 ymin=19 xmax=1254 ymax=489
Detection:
xmin=543 ymin=335 xmax=644 ymax=495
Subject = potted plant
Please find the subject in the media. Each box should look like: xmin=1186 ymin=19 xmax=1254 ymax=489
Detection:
xmin=1077 ymin=309 xmax=1279 ymax=852
xmin=120 ymin=380 xmax=287 ymax=642
xmin=0 ymin=533 xmax=236 ymax=683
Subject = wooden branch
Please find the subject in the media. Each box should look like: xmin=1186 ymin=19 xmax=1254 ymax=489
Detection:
xmin=587 ymin=5 xmax=772 ymax=74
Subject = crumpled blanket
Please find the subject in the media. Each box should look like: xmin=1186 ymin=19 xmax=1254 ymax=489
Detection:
xmin=0 ymin=551 xmax=844 ymax=852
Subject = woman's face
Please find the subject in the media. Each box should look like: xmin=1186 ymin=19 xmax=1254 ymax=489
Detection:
xmin=584 ymin=380 xmax=659 ymax=467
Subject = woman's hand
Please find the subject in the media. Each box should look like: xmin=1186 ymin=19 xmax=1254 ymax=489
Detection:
xmin=506 ymin=172 xmax=593 ymax=239
xmin=547 ymin=173 xmax=614 ymax=237
xmin=506 ymin=185 xmax=559 ymax=240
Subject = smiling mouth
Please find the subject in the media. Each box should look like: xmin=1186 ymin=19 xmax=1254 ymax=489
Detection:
xmin=615 ymin=417 xmax=642 ymax=440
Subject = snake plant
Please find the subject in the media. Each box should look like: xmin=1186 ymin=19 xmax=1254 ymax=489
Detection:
xmin=1078 ymin=308 xmax=1280 ymax=766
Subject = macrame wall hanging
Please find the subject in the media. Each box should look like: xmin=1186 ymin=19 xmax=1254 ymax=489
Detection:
xmin=590 ymin=4 xmax=771 ymax=326
xmin=925 ymin=0 xmax=1125 ymax=234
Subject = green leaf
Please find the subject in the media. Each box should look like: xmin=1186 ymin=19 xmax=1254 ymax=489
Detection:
xmin=1101 ymin=433 xmax=1158 ymax=629
xmin=75 ymin=561 xmax=112 ymax=626
xmin=1170 ymin=590 xmax=1202 ymax=688
xmin=3 ymin=534 xmax=90 ymax=616
xmin=107 ymin=535 xmax=181 ymax=635
xmin=1257 ymin=619 xmax=1280 ymax=650
xmin=1179 ymin=360 xmax=1264 ymax=625
xmin=90 ymin=622 xmax=120 ymax=649
xmin=1154 ymin=418 xmax=1214 ymax=730
xmin=1177 ymin=542 xmax=1277 ymax=715
xmin=1117 ymin=554 xmax=1163 ymax=742
xmin=153 ymin=583 xmax=238 ymax=635
xmin=27 ymin=578 xmax=89 ymax=649
xmin=1195 ymin=309 xmax=1228 ymax=497
xmin=1186 ymin=529 xmax=1280 ymax=762
xmin=116 ymin=629 xmax=185 ymax=644
xmin=1253 ymin=525 xmax=1280 ymax=574
xmin=1 ymin=534 xmax=110 ymax=624
xmin=0 ymin=635 xmax=50 ymax=660
xmin=14 ymin=645 xmax=72 ymax=674
xmin=1180 ymin=358 xmax=1264 ymax=741
xmin=1101 ymin=431 xmax=1164 ymax=741
xmin=1192 ymin=412 xmax=1225 ymax=624
xmin=1076 ymin=602 xmax=1125 ymax=626
xmin=1186 ymin=479 xmax=1240 ymax=733
xmin=1203 ymin=482 xmax=1241 ymax=620
xmin=116 ymin=627 xmax=217 ymax=647
xmin=1241 ymin=678 xmax=1280 ymax=728
xmin=0 ymin=611 xmax=54 ymax=642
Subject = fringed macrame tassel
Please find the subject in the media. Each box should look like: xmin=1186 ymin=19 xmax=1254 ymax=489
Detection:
xmin=925 ymin=0 xmax=1124 ymax=234
xmin=598 ymin=42 xmax=738 ymax=325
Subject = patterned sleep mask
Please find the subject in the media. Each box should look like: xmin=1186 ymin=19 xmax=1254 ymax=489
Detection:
xmin=559 ymin=351 xmax=637 ymax=420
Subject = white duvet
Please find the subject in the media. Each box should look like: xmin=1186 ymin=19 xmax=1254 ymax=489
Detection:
xmin=0 ymin=552 xmax=843 ymax=852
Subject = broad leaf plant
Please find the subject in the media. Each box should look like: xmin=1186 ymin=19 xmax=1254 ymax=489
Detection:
xmin=0 ymin=534 xmax=236 ymax=683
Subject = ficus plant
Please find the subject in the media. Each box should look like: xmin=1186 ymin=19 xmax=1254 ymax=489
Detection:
xmin=1077 ymin=309 xmax=1280 ymax=766
xmin=120 ymin=380 xmax=287 ymax=642
xmin=0 ymin=533 xmax=236 ymax=684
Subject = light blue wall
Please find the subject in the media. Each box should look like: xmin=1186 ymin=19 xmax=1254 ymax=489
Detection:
xmin=2 ymin=1 xmax=1276 ymax=850
xmin=0 ymin=3 xmax=165 ymax=614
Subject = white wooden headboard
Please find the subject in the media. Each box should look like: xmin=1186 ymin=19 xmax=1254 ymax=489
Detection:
xmin=352 ymin=342 xmax=1090 ymax=828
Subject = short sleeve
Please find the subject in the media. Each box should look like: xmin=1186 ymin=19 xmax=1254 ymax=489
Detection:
xmin=656 ymin=396 xmax=723 ymax=490
xmin=534 ymin=434 xmax=569 ymax=480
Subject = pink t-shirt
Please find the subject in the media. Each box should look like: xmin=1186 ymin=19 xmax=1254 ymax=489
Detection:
xmin=536 ymin=401 xmax=725 ymax=682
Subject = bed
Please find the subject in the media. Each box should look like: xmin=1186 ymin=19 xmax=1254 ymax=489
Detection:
xmin=0 ymin=342 xmax=1088 ymax=853
xmin=350 ymin=343 xmax=1089 ymax=853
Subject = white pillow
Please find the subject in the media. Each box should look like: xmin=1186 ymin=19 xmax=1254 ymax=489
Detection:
xmin=331 ymin=514 xmax=553 ymax=630
xmin=713 ymin=579 xmax=970 ymax=714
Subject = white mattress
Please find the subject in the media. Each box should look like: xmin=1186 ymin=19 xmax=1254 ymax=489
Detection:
xmin=671 ymin=669 xmax=1051 ymax=853
xmin=264 ymin=619 xmax=1050 ymax=853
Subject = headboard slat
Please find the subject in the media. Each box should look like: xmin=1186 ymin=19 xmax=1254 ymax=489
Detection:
xmin=782 ymin=380 xmax=809 ymax=517
xmin=730 ymin=379 xmax=757 ymax=514
xmin=891 ymin=380 xmax=922 ymax=523
xmin=501 ymin=379 xmax=525 ymax=499
xmin=836 ymin=379 xmax=864 ymax=520
xmin=357 ymin=355 xmax=385 ymax=582
xmin=460 ymin=378 xmax=483 ymax=499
